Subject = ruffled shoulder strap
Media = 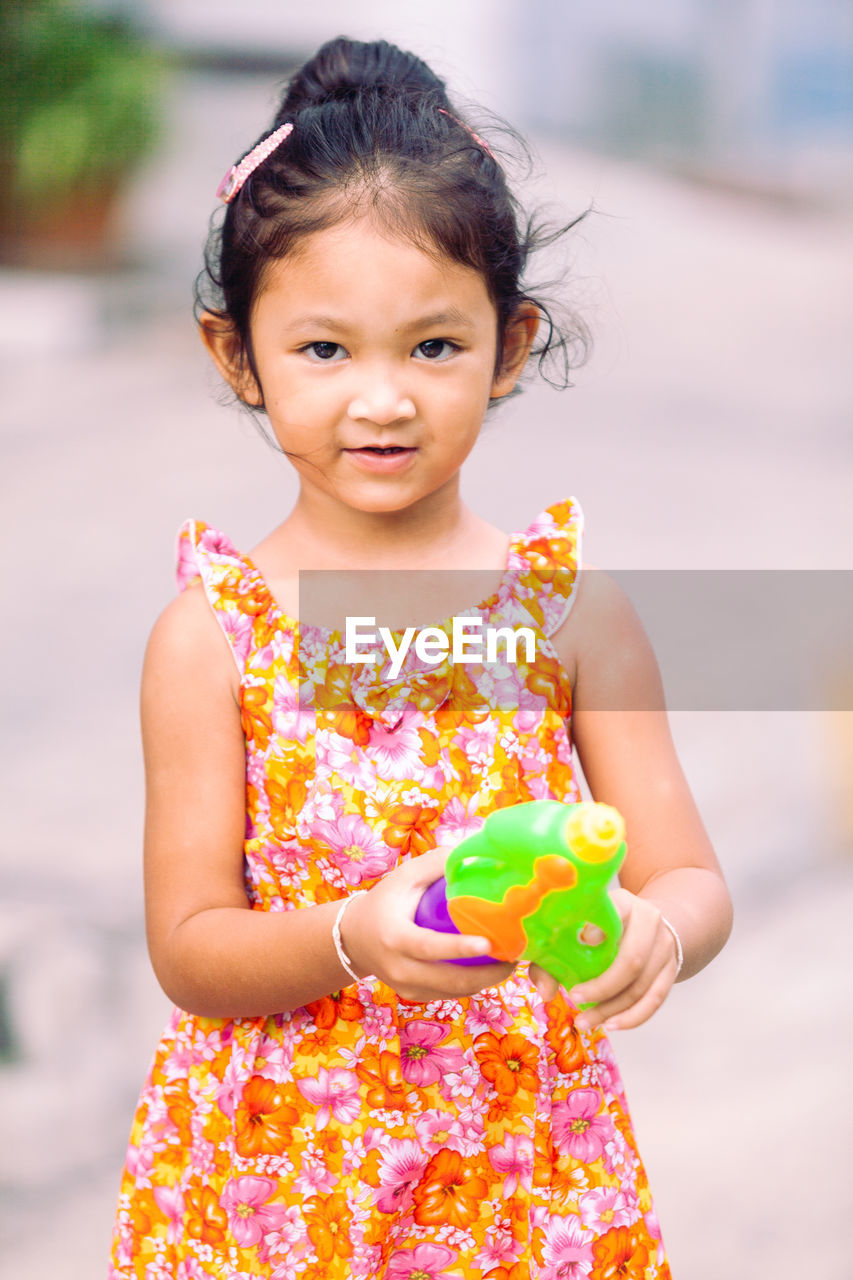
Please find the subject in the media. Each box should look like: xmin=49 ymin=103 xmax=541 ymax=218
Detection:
xmin=175 ymin=519 xmax=277 ymax=675
xmin=506 ymin=497 xmax=584 ymax=636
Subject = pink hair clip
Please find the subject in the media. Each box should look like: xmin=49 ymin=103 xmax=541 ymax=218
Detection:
xmin=216 ymin=122 xmax=294 ymax=204
xmin=438 ymin=109 xmax=495 ymax=160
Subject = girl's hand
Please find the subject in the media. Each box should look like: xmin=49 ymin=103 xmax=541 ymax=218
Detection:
xmin=341 ymin=849 xmax=515 ymax=1002
xmin=566 ymin=889 xmax=681 ymax=1032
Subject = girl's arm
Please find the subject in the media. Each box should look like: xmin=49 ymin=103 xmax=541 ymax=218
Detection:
xmin=142 ymin=588 xmax=509 ymax=1019
xmin=550 ymin=570 xmax=733 ymax=1030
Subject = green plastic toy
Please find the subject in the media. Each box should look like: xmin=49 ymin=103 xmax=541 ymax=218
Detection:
xmin=415 ymin=799 xmax=626 ymax=990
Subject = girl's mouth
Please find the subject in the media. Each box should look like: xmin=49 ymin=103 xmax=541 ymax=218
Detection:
xmin=345 ymin=445 xmax=417 ymax=473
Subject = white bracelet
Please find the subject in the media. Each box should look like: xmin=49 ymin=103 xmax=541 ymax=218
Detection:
xmin=332 ymin=891 xmax=367 ymax=983
xmin=660 ymin=914 xmax=684 ymax=977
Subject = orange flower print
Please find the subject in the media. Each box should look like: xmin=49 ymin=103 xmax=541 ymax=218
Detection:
xmin=383 ymin=804 xmax=439 ymax=857
xmin=305 ymin=987 xmax=365 ymax=1030
xmin=304 ymin=1193 xmax=355 ymax=1263
xmin=592 ymin=1225 xmax=651 ymax=1278
xmin=266 ymin=762 xmax=307 ymax=839
xmin=164 ymin=1084 xmax=194 ymax=1136
xmin=184 ymin=1185 xmax=229 ymax=1246
xmin=234 ymin=1077 xmax=298 ymax=1158
xmin=417 ymin=726 xmax=442 ymax=767
xmin=316 ymin=665 xmax=372 ymax=745
xmin=546 ymin=1007 xmax=586 ymax=1074
xmin=435 ymin=666 xmax=489 ymax=731
xmin=128 ymin=1189 xmax=153 ymax=1239
xmin=485 ymin=1085 xmax=527 ymax=1127
xmin=476 ymin=1032 xmax=540 ymax=1096
xmin=525 ymin=652 xmax=571 ymax=719
xmin=491 ymin=1265 xmax=529 ymax=1280
xmin=412 ymin=1149 xmax=488 ymax=1228
xmin=241 ymin=682 xmax=273 ymax=747
xmin=356 ymin=1050 xmax=408 ymax=1110
xmin=222 ymin=572 xmax=268 ymax=616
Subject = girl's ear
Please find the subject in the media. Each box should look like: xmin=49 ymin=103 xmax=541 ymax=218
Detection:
xmin=490 ymin=303 xmax=541 ymax=399
xmin=198 ymin=312 xmax=263 ymax=407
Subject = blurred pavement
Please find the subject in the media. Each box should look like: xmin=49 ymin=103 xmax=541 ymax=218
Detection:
xmin=1 ymin=70 xmax=852 ymax=1279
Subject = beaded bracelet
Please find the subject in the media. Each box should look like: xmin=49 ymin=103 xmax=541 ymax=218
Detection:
xmin=660 ymin=915 xmax=684 ymax=977
xmin=332 ymin=891 xmax=367 ymax=983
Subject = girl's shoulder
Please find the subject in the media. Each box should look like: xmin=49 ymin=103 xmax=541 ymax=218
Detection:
xmin=148 ymin=519 xmax=287 ymax=693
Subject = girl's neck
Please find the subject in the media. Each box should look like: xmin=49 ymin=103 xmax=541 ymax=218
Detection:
xmin=268 ymin=486 xmax=508 ymax=573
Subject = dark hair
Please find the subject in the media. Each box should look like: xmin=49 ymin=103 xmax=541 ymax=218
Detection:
xmin=197 ymin=37 xmax=588 ymax=410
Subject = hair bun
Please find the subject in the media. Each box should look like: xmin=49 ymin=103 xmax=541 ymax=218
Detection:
xmin=279 ymin=37 xmax=447 ymax=114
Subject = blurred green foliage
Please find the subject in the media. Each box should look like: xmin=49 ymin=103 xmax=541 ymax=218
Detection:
xmin=0 ymin=0 xmax=163 ymax=212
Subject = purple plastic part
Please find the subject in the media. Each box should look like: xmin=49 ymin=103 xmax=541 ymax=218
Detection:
xmin=415 ymin=877 xmax=497 ymax=967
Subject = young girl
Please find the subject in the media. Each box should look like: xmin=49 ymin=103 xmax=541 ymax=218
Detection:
xmin=110 ymin=36 xmax=732 ymax=1280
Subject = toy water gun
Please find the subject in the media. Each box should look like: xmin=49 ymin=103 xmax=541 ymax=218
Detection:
xmin=415 ymin=799 xmax=626 ymax=991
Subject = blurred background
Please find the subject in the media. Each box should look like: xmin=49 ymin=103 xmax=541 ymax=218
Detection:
xmin=1 ymin=1 xmax=852 ymax=1275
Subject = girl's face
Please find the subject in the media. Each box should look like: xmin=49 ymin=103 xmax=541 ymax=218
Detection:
xmin=204 ymin=217 xmax=536 ymax=521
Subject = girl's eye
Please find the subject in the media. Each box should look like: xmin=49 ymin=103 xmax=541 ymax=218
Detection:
xmin=414 ymin=339 xmax=457 ymax=361
xmin=304 ymin=341 xmax=346 ymax=361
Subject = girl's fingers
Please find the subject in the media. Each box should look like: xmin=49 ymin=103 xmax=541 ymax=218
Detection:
xmin=573 ymin=931 xmax=680 ymax=1030
xmin=597 ymin=959 xmax=678 ymax=1031
xmin=529 ymin=963 xmax=560 ymax=1002
xmin=405 ymin=922 xmax=495 ymax=963
xmin=570 ymin=893 xmax=680 ymax=1030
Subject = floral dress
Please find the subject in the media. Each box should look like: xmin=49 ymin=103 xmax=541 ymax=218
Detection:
xmin=110 ymin=498 xmax=670 ymax=1280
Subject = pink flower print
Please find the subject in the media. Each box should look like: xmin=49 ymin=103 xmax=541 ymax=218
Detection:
xmin=359 ymin=999 xmax=396 ymax=1042
xmin=439 ymin=1059 xmax=482 ymax=1102
xmin=541 ymin=1215 xmax=595 ymax=1279
xmin=474 ymin=1219 xmax=524 ymax=1272
xmin=270 ymin=1264 xmax=301 ymax=1280
xmin=176 ymin=1260 xmax=213 ymax=1280
xmin=466 ymin=991 xmax=514 ymax=1036
xmin=488 ymin=1132 xmax=534 ymax=1196
xmin=578 ymin=1185 xmax=637 ymax=1234
xmin=523 ymin=770 xmax=555 ymax=801
xmin=125 ymin=1140 xmax=157 ymax=1187
xmin=153 ymin=1184 xmax=184 ymax=1244
xmin=376 ymin=1138 xmax=429 ymax=1214
xmin=220 ymin=1176 xmax=289 ymax=1248
xmin=434 ymin=795 xmax=483 ymax=844
xmin=258 ymin=1206 xmax=311 ymax=1265
xmin=255 ymin=1032 xmax=295 ymax=1083
xmin=645 ymin=1208 xmax=666 ymax=1264
xmin=320 ymin=731 xmax=377 ymax=790
xmin=603 ymin=1125 xmax=630 ymax=1177
xmin=399 ymin=1020 xmax=466 ymax=1086
xmin=188 ymin=1135 xmax=218 ymax=1179
xmin=311 ymin=813 xmax=396 ymax=886
xmin=552 ymin=1088 xmax=613 ymax=1164
xmin=296 ymin=1067 xmax=360 ymax=1129
xmin=294 ymin=1149 xmax=338 ymax=1197
xmin=590 ymin=1034 xmax=623 ymax=1089
xmin=413 ymin=1107 xmax=474 ymax=1156
xmin=456 ymin=719 xmax=499 ymax=767
xmin=367 ymin=717 xmax=424 ymax=780
xmin=273 ymin=674 xmax=312 ymax=742
xmin=220 ymin=608 xmax=254 ymax=667
xmin=386 ymin=1241 xmax=458 ymax=1279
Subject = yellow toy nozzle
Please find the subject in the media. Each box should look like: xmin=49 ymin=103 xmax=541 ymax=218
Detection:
xmin=562 ymin=803 xmax=625 ymax=863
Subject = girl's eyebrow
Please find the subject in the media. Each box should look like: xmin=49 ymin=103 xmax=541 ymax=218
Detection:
xmin=401 ymin=308 xmax=474 ymax=331
xmin=284 ymin=308 xmax=475 ymax=334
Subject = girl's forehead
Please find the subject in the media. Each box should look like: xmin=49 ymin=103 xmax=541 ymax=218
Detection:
xmin=259 ymin=218 xmax=494 ymax=318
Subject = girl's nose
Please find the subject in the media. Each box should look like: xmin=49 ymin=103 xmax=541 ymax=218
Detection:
xmin=347 ymin=372 xmax=416 ymax=425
